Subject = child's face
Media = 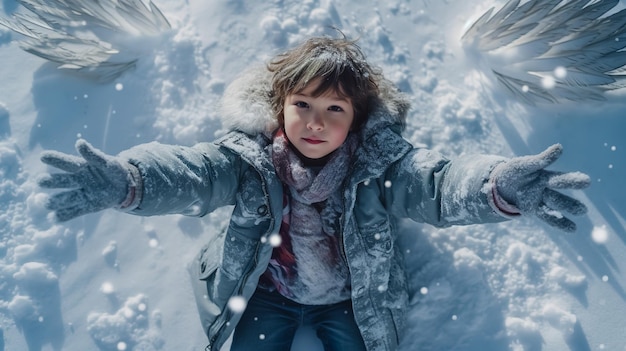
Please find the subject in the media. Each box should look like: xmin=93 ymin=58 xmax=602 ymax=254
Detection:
xmin=283 ymin=78 xmax=355 ymax=159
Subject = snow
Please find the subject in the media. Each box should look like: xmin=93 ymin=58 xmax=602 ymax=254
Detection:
xmin=1 ymin=0 xmax=626 ymax=350
xmin=226 ymin=297 xmax=247 ymax=315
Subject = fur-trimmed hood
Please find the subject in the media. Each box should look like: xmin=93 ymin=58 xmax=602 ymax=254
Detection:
xmin=218 ymin=65 xmax=411 ymax=139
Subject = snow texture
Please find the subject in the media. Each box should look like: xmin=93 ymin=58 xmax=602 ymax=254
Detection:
xmin=0 ymin=0 xmax=626 ymax=350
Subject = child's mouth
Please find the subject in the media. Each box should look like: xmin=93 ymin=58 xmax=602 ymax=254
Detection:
xmin=303 ymin=138 xmax=324 ymax=144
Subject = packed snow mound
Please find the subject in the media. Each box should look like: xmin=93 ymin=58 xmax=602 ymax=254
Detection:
xmin=87 ymin=294 xmax=164 ymax=351
xmin=462 ymin=0 xmax=626 ymax=105
xmin=0 ymin=0 xmax=171 ymax=82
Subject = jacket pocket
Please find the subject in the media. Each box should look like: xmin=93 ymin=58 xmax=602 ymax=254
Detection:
xmin=220 ymin=228 xmax=259 ymax=280
xmin=188 ymin=231 xmax=226 ymax=337
xmin=230 ymin=168 xmax=272 ymax=233
xmin=195 ymin=231 xmax=226 ymax=280
xmin=354 ymin=182 xmax=394 ymax=257
xmin=388 ymin=306 xmax=406 ymax=347
xmin=359 ymin=220 xmax=394 ymax=257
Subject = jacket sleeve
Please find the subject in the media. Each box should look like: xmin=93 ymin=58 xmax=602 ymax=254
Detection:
xmin=117 ymin=141 xmax=241 ymax=217
xmin=385 ymin=148 xmax=510 ymax=227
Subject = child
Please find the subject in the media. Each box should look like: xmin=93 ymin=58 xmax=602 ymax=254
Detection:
xmin=39 ymin=35 xmax=590 ymax=351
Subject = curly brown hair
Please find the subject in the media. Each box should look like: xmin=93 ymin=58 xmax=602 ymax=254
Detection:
xmin=267 ymin=35 xmax=382 ymax=131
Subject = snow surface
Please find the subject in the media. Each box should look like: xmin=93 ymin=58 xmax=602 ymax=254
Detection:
xmin=1 ymin=0 xmax=626 ymax=350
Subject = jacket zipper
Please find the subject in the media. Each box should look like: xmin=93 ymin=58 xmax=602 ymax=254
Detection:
xmin=204 ymin=297 xmax=232 ymax=350
xmin=338 ymin=224 xmax=349 ymax=267
xmin=338 ymin=186 xmax=353 ymax=269
xmin=205 ymin=240 xmax=262 ymax=351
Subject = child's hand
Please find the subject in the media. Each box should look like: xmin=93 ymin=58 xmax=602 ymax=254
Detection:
xmin=39 ymin=139 xmax=137 ymax=222
xmin=492 ymin=144 xmax=591 ymax=232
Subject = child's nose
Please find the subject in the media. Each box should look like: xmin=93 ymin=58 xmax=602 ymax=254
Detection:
xmin=307 ymin=112 xmax=324 ymax=131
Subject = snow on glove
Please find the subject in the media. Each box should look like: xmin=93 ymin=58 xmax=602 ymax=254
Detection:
xmin=39 ymin=139 xmax=139 ymax=222
xmin=492 ymin=144 xmax=590 ymax=232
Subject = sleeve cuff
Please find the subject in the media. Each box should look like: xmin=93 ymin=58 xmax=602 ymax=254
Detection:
xmin=487 ymin=165 xmax=522 ymax=219
xmin=118 ymin=163 xmax=143 ymax=211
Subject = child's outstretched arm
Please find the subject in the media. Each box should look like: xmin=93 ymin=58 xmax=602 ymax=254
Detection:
xmin=384 ymin=144 xmax=589 ymax=232
xmin=490 ymin=144 xmax=591 ymax=232
xmin=39 ymin=139 xmax=141 ymax=222
xmin=39 ymin=138 xmax=241 ymax=222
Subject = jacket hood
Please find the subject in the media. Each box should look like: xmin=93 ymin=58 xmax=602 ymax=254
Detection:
xmin=219 ymin=65 xmax=411 ymax=139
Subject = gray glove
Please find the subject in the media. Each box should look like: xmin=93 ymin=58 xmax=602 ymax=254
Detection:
xmin=492 ymin=144 xmax=590 ymax=232
xmin=39 ymin=139 xmax=137 ymax=222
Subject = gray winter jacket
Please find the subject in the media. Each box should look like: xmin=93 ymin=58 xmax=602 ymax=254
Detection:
xmin=119 ymin=67 xmax=510 ymax=351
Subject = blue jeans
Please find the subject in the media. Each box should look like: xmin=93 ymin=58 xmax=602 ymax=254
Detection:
xmin=231 ymin=288 xmax=367 ymax=351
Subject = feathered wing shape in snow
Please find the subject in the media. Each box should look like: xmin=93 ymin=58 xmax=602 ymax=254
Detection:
xmin=0 ymin=0 xmax=171 ymax=82
xmin=462 ymin=0 xmax=626 ymax=105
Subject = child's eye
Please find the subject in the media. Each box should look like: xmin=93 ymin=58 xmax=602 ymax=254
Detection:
xmin=295 ymin=101 xmax=309 ymax=108
xmin=328 ymin=105 xmax=344 ymax=112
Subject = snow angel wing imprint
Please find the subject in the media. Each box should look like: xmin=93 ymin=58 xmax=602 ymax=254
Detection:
xmin=462 ymin=0 xmax=626 ymax=105
xmin=0 ymin=0 xmax=172 ymax=82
